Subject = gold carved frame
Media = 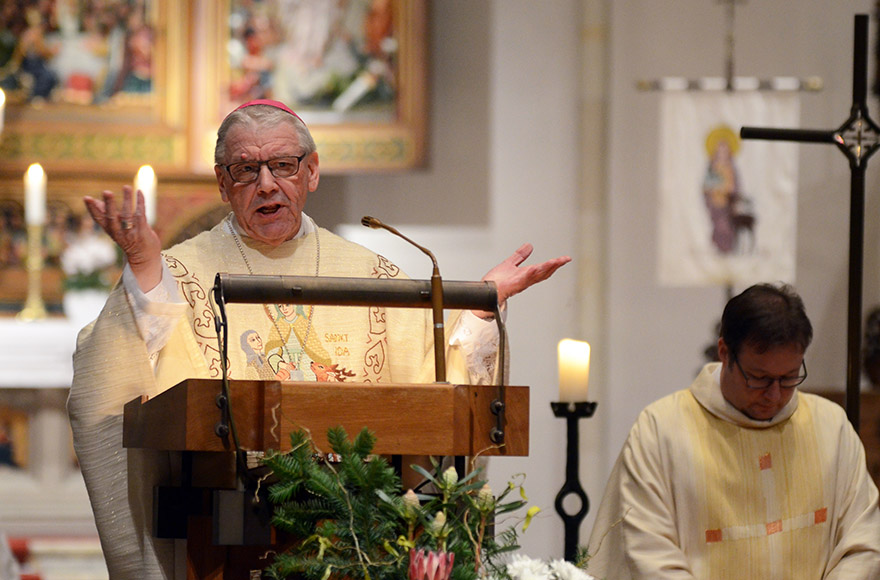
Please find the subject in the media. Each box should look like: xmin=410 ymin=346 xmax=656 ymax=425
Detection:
xmin=195 ymin=0 xmax=428 ymax=174
xmin=0 ymin=1 xmax=189 ymax=176
xmin=0 ymin=0 xmax=428 ymax=177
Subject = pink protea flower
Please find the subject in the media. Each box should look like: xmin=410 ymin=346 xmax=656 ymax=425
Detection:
xmin=408 ymin=548 xmax=455 ymax=580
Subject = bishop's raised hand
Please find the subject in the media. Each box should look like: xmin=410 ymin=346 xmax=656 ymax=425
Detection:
xmin=83 ymin=185 xmax=164 ymax=292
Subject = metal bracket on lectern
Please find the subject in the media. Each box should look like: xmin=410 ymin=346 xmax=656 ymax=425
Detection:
xmin=489 ymin=386 xmax=506 ymax=444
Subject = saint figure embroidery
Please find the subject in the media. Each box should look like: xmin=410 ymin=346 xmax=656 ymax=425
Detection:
xmin=702 ymin=125 xmax=756 ymax=255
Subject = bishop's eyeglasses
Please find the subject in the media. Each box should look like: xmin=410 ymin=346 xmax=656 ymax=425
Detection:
xmin=221 ymin=153 xmax=307 ymax=184
xmin=733 ymin=356 xmax=807 ymax=390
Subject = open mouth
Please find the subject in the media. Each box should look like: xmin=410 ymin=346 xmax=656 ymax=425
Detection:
xmin=256 ymin=204 xmax=283 ymax=215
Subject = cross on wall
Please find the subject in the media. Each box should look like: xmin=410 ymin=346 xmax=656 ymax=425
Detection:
xmin=741 ymin=14 xmax=880 ymax=430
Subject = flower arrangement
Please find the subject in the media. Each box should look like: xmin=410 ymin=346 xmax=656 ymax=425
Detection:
xmin=505 ymin=555 xmax=595 ymax=580
xmin=260 ymin=426 xmax=597 ymax=580
xmin=59 ymin=223 xmax=120 ymax=291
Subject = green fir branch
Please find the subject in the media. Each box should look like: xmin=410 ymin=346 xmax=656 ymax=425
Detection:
xmin=262 ymin=427 xmax=528 ymax=580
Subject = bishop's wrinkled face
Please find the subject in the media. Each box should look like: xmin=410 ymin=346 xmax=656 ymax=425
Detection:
xmin=215 ymin=123 xmax=319 ymax=246
xmin=718 ymin=338 xmax=803 ymax=421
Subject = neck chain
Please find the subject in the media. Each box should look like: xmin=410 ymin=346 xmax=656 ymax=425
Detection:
xmin=226 ymin=214 xmax=320 ymax=371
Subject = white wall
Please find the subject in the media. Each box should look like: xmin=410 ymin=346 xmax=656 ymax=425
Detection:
xmin=485 ymin=0 xmax=584 ymax=560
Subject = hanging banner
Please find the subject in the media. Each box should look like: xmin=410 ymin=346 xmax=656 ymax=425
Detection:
xmin=657 ymin=92 xmax=800 ymax=287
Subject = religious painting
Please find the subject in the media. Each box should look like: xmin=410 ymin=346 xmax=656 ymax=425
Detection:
xmin=656 ymin=92 xmax=801 ymax=287
xmin=0 ymin=0 xmax=189 ymax=174
xmin=0 ymin=404 xmax=29 ymax=470
xmin=0 ymin=0 xmax=155 ymax=107
xmin=196 ymin=0 xmax=428 ymax=173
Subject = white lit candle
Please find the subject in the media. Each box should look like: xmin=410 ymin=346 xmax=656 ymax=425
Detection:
xmin=135 ymin=165 xmax=157 ymax=225
xmin=558 ymin=339 xmax=591 ymax=403
xmin=24 ymin=163 xmax=46 ymax=226
xmin=0 ymin=88 xmax=6 ymax=135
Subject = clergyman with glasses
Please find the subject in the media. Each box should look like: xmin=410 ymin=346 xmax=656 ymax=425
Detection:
xmin=67 ymin=99 xmax=570 ymax=579
xmin=586 ymin=283 xmax=880 ymax=580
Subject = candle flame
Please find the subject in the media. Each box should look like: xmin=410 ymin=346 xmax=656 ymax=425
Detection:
xmin=136 ymin=164 xmax=155 ymax=184
xmin=26 ymin=163 xmax=44 ymax=180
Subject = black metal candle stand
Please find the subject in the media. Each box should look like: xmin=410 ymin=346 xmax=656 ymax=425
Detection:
xmin=551 ymin=401 xmax=597 ymax=562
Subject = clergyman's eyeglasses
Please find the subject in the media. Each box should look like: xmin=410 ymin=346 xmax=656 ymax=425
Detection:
xmin=221 ymin=154 xmax=307 ymax=184
xmin=733 ymin=356 xmax=807 ymax=390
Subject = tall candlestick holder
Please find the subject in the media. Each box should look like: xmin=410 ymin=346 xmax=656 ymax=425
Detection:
xmin=17 ymin=224 xmax=47 ymax=321
xmin=551 ymin=400 xmax=597 ymax=562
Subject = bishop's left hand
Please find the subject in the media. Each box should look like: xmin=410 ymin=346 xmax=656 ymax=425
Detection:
xmin=478 ymin=243 xmax=571 ymax=315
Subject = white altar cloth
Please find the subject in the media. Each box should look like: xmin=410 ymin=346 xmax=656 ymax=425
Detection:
xmin=0 ymin=317 xmax=81 ymax=389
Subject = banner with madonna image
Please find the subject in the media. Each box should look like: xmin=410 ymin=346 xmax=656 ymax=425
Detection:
xmin=657 ymin=92 xmax=800 ymax=287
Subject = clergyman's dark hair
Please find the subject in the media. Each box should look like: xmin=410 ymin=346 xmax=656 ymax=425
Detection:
xmin=720 ymin=283 xmax=813 ymax=359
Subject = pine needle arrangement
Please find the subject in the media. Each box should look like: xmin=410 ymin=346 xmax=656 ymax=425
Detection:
xmin=260 ymin=426 xmax=530 ymax=580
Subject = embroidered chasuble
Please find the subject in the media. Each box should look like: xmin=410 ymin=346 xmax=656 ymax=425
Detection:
xmin=68 ymin=218 xmax=478 ymax=579
xmin=586 ymin=363 xmax=880 ymax=580
xmin=153 ymin=219 xmax=462 ymax=387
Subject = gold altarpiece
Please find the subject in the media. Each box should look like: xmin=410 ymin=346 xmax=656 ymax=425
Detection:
xmin=0 ymin=0 xmax=428 ymax=309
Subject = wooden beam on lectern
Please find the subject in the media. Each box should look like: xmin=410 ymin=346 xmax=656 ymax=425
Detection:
xmin=123 ymin=379 xmax=529 ymax=457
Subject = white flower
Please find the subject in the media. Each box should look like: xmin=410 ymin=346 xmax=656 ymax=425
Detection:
xmin=476 ymin=483 xmax=495 ymax=512
xmin=61 ymin=233 xmax=117 ymax=277
xmin=503 ymin=555 xmax=597 ymax=580
xmin=441 ymin=466 xmax=458 ymax=489
xmin=403 ymin=489 xmax=420 ymax=515
xmin=428 ymin=511 xmax=447 ymax=536
xmin=548 ymin=559 xmax=597 ymax=580
xmin=506 ymin=555 xmax=551 ymax=580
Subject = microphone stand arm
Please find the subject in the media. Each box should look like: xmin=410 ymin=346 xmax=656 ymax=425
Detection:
xmin=362 ymin=217 xmax=447 ymax=383
xmin=430 ymin=265 xmax=446 ymax=383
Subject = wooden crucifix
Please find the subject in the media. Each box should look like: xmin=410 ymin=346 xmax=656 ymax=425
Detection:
xmin=741 ymin=14 xmax=880 ymax=430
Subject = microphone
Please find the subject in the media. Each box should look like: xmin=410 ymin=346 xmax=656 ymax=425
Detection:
xmin=362 ymin=216 xmax=447 ymax=382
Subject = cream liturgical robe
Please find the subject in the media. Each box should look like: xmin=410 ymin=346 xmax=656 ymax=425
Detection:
xmin=586 ymin=363 xmax=880 ymax=580
xmin=68 ymin=216 xmax=481 ymax=579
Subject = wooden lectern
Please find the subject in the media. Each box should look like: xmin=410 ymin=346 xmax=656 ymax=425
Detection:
xmin=123 ymin=378 xmax=529 ymax=579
